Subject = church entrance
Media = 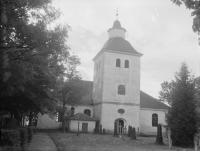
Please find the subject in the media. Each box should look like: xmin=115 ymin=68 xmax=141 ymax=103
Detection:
xmin=115 ymin=118 xmax=126 ymax=134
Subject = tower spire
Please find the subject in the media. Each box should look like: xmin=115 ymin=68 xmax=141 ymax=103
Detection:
xmin=116 ymin=8 xmax=118 ymax=20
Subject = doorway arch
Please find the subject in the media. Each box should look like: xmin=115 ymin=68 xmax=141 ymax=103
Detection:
xmin=115 ymin=118 xmax=127 ymax=134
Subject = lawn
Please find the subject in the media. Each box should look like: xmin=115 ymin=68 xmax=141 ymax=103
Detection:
xmin=48 ymin=132 xmax=192 ymax=151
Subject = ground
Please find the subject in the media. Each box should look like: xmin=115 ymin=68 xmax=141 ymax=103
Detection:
xmin=46 ymin=132 xmax=194 ymax=151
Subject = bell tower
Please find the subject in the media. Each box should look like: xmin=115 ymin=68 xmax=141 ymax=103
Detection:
xmin=93 ymin=17 xmax=143 ymax=132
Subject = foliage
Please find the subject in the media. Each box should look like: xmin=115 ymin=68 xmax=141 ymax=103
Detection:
xmin=0 ymin=0 xmax=70 ymax=124
xmin=18 ymin=127 xmax=28 ymax=150
xmin=159 ymin=62 xmax=200 ymax=147
xmin=1 ymin=129 xmax=21 ymax=151
xmin=171 ymin=0 xmax=200 ymax=44
xmin=26 ymin=127 xmax=33 ymax=143
xmin=55 ymin=54 xmax=88 ymax=133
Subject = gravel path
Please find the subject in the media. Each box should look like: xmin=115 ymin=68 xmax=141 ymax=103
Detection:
xmin=27 ymin=132 xmax=57 ymax=151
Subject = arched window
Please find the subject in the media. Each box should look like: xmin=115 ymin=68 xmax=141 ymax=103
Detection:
xmin=152 ymin=113 xmax=158 ymax=127
xmin=118 ymin=85 xmax=125 ymax=95
xmin=84 ymin=109 xmax=91 ymax=116
xmin=125 ymin=60 xmax=129 ymax=68
xmin=116 ymin=59 xmax=120 ymax=67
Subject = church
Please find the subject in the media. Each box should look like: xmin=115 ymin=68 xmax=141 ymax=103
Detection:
xmin=37 ymin=19 xmax=169 ymax=135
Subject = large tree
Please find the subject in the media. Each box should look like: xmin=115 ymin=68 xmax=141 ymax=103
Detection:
xmin=171 ymin=0 xmax=200 ymax=44
xmin=159 ymin=62 xmax=200 ymax=147
xmin=0 ymin=0 xmax=69 ymax=125
xmin=56 ymin=55 xmax=88 ymax=133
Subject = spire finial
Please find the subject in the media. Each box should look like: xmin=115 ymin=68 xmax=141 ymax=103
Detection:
xmin=116 ymin=8 xmax=118 ymax=20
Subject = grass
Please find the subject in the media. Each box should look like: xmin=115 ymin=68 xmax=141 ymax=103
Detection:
xmin=48 ymin=132 xmax=185 ymax=151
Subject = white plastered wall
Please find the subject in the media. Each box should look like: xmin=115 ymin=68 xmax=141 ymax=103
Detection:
xmin=69 ymin=120 xmax=95 ymax=133
xmin=140 ymin=108 xmax=167 ymax=134
xmin=100 ymin=104 xmax=140 ymax=131
xmin=37 ymin=113 xmax=62 ymax=129
xmin=108 ymin=29 xmax=125 ymax=39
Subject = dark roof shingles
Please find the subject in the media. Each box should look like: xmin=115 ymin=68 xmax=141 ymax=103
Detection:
xmin=102 ymin=37 xmax=142 ymax=56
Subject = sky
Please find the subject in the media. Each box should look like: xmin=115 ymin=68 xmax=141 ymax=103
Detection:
xmin=53 ymin=0 xmax=200 ymax=99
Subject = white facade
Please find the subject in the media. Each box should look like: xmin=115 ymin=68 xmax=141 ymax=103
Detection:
xmin=92 ymin=20 xmax=141 ymax=133
xmin=37 ymin=113 xmax=62 ymax=129
xmin=140 ymin=108 xmax=167 ymax=134
xmin=37 ymin=105 xmax=94 ymax=129
xmin=68 ymin=120 xmax=95 ymax=133
xmin=37 ymin=19 xmax=168 ymax=135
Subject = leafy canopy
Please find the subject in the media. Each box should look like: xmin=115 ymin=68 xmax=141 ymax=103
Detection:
xmin=171 ymin=0 xmax=200 ymax=44
xmin=0 ymin=0 xmax=70 ymax=118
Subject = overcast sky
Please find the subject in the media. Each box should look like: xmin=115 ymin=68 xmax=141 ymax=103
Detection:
xmin=53 ymin=0 xmax=200 ymax=99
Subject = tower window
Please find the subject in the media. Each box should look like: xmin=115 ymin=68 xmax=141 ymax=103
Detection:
xmin=97 ymin=63 xmax=98 ymax=70
xmin=152 ymin=113 xmax=158 ymax=127
xmin=84 ymin=109 xmax=91 ymax=116
xmin=118 ymin=85 xmax=125 ymax=95
xmin=125 ymin=60 xmax=129 ymax=68
xmin=116 ymin=59 xmax=120 ymax=67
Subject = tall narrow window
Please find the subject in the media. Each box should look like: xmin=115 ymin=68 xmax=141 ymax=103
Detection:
xmin=84 ymin=109 xmax=91 ymax=116
xmin=152 ymin=114 xmax=158 ymax=127
xmin=118 ymin=85 xmax=125 ymax=95
xmin=116 ymin=59 xmax=120 ymax=67
xmin=97 ymin=63 xmax=98 ymax=70
xmin=125 ymin=60 xmax=129 ymax=68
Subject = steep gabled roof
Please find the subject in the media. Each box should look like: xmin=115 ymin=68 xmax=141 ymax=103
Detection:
xmin=69 ymin=113 xmax=96 ymax=121
xmin=102 ymin=37 xmax=142 ymax=56
xmin=140 ymin=91 xmax=169 ymax=110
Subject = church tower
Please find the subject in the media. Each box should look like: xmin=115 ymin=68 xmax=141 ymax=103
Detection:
xmin=93 ymin=18 xmax=142 ymax=133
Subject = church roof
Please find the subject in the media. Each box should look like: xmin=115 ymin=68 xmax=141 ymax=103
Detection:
xmin=102 ymin=37 xmax=142 ymax=56
xmin=79 ymin=80 xmax=169 ymax=110
xmin=107 ymin=20 xmax=127 ymax=32
xmin=140 ymin=91 xmax=169 ymax=110
xmin=69 ymin=113 xmax=96 ymax=121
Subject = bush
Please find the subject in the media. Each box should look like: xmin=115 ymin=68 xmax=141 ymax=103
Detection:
xmin=18 ymin=127 xmax=28 ymax=150
xmin=1 ymin=129 xmax=21 ymax=151
xmin=4 ymin=118 xmax=18 ymax=127
xmin=30 ymin=126 xmax=37 ymax=134
xmin=26 ymin=127 xmax=33 ymax=143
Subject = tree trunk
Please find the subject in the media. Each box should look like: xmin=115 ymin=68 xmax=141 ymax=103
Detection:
xmin=29 ymin=111 xmax=33 ymax=126
xmin=62 ymin=100 xmax=66 ymax=133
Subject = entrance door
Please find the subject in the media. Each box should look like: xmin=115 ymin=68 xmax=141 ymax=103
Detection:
xmin=118 ymin=120 xmax=124 ymax=134
xmin=82 ymin=123 xmax=88 ymax=133
xmin=115 ymin=119 xmax=125 ymax=134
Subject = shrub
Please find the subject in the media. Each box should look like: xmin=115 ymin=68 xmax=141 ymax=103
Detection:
xmin=4 ymin=118 xmax=18 ymax=127
xmin=30 ymin=126 xmax=37 ymax=134
xmin=26 ymin=127 xmax=33 ymax=143
xmin=18 ymin=127 xmax=28 ymax=150
xmin=1 ymin=129 xmax=21 ymax=151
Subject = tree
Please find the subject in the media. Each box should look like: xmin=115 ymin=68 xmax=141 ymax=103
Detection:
xmin=171 ymin=0 xmax=200 ymax=44
xmin=56 ymin=55 xmax=88 ymax=133
xmin=0 ymin=0 xmax=70 ymax=125
xmin=159 ymin=62 xmax=200 ymax=147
